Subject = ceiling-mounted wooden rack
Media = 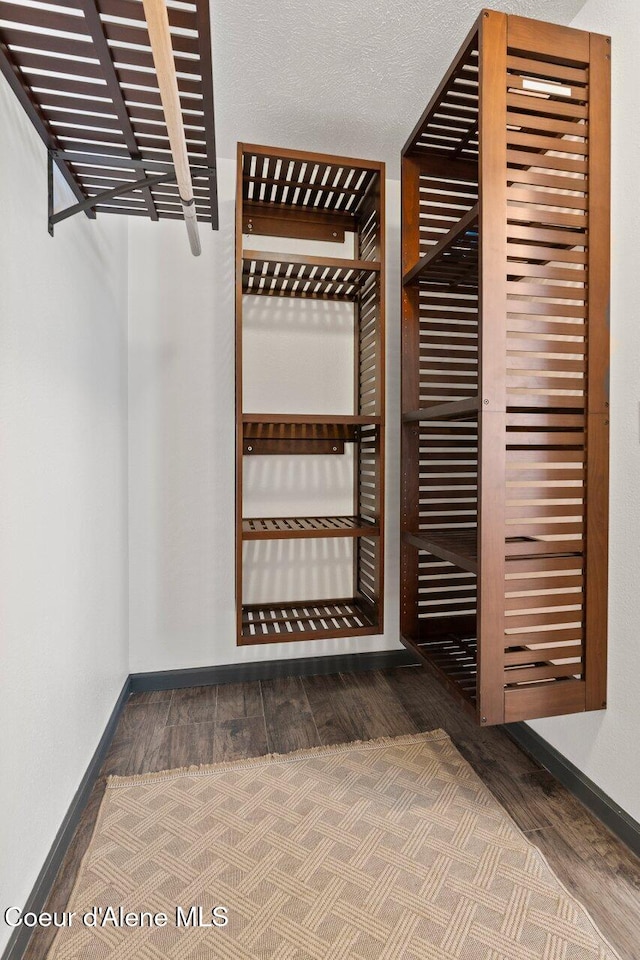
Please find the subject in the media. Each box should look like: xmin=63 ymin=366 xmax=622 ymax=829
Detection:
xmin=0 ymin=0 xmax=218 ymax=249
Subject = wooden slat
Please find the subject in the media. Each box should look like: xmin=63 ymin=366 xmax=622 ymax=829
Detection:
xmin=504 ymin=678 xmax=586 ymax=722
xmin=242 ymin=252 xmax=378 ymax=301
xmin=507 ymin=15 xmax=590 ymax=64
xmin=194 ymin=0 xmax=217 ymax=228
xmin=504 ymin=643 xmax=583 ymax=665
xmin=242 ymin=516 xmax=379 ymax=539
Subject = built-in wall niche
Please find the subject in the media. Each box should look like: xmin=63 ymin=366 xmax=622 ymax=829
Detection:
xmin=236 ymin=143 xmax=386 ymax=645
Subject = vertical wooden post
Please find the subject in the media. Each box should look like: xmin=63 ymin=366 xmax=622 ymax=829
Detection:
xmin=377 ymin=171 xmax=386 ymax=631
xmin=235 ymin=144 xmax=245 ymax=642
xmin=585 ymin=33 xmax=611 ymax=710
xmin=400 ymin=156 xmax=422 ymax=642
xmin=477 ymin=9 xmax=508 ymax=725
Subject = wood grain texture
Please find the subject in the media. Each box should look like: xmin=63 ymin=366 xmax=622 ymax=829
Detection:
xmin=216 ymin=681 xmax=264 ymax=721
xmin=336 ymin=670 xmax=418 ymax=739
xmin=145 ymin=720 xmax=217 ymax=772
xmin=166 ymin=685 xmax=217 ymax=726
xmin=301 ymin=673 xmax=365 ymax=745
xmin=260 ymin=676 xmax=320 ymax=753
xmin=213 ymin=717 xmax=269 ymax=762
xmin=100 ymin=701 xmax=171 ymax=777
xmin=584 ymin=30 xmax=611 ymax=712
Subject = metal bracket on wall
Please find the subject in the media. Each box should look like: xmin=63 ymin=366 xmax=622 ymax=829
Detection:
xmin=47 ymin=150 xmax=216 ymax=237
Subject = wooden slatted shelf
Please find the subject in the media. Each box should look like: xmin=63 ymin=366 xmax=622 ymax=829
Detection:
xmin=242 ymin=251 xmax=380 ymax=300
xmin=402 ymin=399 xmax=587 ymax=423
xmin=402 ymin=26 xmax=479 ymax=162
xmin=241 ymin=145 xmax=379 ymax=215
xmin=402 ymin=632 xmax=478 ymax=711
xmin=242 ymin=516 xmax=379 ymax=539
xmin=403 ymin=398 xmax=480 ymax=422
xmin=403 ymin=204 xmax=479 ymax=287
xmin=241 ymin=598 xmax=377 ymax=643
xmin=403 ymin=529 xmax=478 ymax=574
xmin=403 ymin=527 xmax=582 ymax=574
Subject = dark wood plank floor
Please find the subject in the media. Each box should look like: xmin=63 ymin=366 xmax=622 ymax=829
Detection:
xmin=24 ymin=665 xmax=640 ymax=960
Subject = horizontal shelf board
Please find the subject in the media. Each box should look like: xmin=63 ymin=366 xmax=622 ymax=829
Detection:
xmin=243 ymin=415 xmax=380 ymax=424
xmin=244 ymin=438 xmax=345 ymax=455
xmin=244 ymin=251 xmax=379 ymax=271
xmin=400 ymin=633 xmax=478 ymax=711
xmin=241 ymin=598 xmax=378 ymax=642
xmin=403 ymin=529 xmax=478 ymax=573
xmin=404 ymin=204 xmax=479 ymax=288
xmin=404 ymin=529 xmax=583 ymax=571
xmin=403 ymin=398 xmax=480 ymax=422
xmin=242 ymin=204 xmax=350 ymax=244
xmin=242 ymin=252 xmax=379 ymax=300
xmin=243 ymin=415 xmax=380 ymax=444
xmin=241 ymin=146 xmax=380 ymax=219
xmin=242 ymin=516 xmax=379 ymax=539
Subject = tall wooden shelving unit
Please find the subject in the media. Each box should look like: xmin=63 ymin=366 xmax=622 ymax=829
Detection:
xmin=400 ymin=11 xmax=610 ymax=724
xmin=236 ymin=143 xmax=385 ymax=645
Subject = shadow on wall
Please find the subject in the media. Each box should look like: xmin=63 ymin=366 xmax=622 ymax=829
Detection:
xmin=243 ymin=295 xmax=355 ymax=413
xmin=243 ymin=537 xmax=354 ymax=604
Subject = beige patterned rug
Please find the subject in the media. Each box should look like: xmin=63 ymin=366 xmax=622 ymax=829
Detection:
xmin=48 ymin=731 xmax=621 ymax=960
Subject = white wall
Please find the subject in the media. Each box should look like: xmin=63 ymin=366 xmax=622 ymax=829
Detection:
xmin=128 ymin=158 xmax=401 ymax=670
xmin=526 ymin=0 xmax=640 ymax=823
xmin=0 ymin=77 xmax=129 ymax=950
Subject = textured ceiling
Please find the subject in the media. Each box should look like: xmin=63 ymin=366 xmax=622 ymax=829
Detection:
xmin=212 ymin=0 xmax=587 ymax=175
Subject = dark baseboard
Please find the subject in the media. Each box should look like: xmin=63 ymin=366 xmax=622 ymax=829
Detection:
xmin=1 ymin=677 xmax=131 ymax=960
xmin=505 ymin=722 xmax=640 ymax=858
xmin=129 ymin=647 xmax=419 ymax=692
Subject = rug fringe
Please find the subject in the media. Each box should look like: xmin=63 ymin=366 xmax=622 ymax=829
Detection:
xmin=106 ymin=729 xmax=451 ymax=788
